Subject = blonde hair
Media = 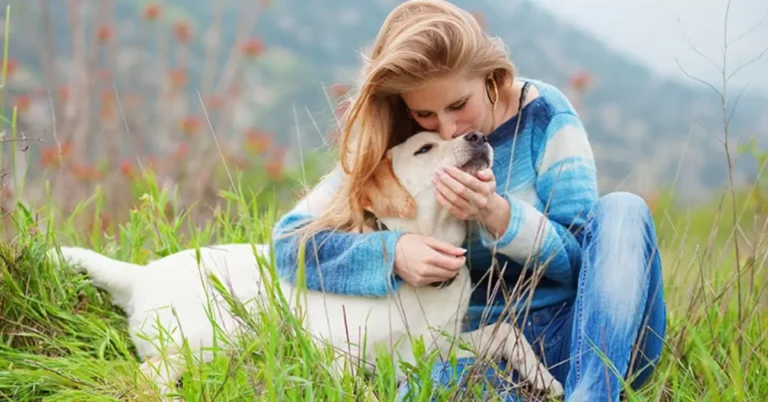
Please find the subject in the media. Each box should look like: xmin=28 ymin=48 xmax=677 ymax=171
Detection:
xmin=292 ymin=0 xmax=516 ymax=244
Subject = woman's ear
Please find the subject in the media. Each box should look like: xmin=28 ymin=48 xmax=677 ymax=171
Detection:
xmin=360 ymin=152 xmax=417 ymax=219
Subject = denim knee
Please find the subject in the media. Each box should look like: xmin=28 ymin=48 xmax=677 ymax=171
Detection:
xmin=589 ymin=191 xmax=653 ymax=224
xmin=584 ymin=192 xmax=657 ymax=308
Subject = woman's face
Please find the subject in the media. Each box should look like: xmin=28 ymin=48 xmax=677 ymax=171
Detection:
xmin=401 ymin=73 xmax=493 ymax=140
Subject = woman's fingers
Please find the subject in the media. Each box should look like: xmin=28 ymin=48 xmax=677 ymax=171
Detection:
xmin=400 ymin=262 xmax=457 ymax=285
xmin=432 ymin=167 xmax=491 ymax=213
xmin=439 ymin=166 xmax=489 ymax=193
xmin=425 ymin=250 xmax=466 ymax=273
xmin=477 ymin=169 xmax=495 ymax=182
xmin=394 ymin=234 xmax=468 ymax=287
xmin=424 ymin=236 xmax=467 ymax=257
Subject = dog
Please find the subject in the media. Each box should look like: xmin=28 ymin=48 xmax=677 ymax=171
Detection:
xmin=47 ymin=131 xmax=564 ymax=398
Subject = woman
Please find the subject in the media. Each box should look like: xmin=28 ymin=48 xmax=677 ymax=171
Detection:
xmin=272 ymin=1 xmax=666 ymax=400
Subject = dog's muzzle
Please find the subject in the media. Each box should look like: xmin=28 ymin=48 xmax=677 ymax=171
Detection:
xmin=458 ymin=133 xmax=491 ymax=174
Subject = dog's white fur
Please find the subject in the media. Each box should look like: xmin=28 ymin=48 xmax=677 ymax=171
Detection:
xmin=47 ymin=132 xmax=563 ymax=398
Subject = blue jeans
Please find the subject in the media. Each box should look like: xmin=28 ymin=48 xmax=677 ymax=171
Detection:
xmin=396 ymin=192 xmax=667 ymax=401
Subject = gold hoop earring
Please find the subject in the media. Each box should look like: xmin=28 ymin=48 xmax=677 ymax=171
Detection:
xmin=486 ymin=77 xmax=499 ymax=112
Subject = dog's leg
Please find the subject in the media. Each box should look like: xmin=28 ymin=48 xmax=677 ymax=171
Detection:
xmin=327 ymin=351 xmax=383 ymax=402
xmin=139 ymin=350 xmax=216 ymax=400
xmin=458 ymin=323 xmax=564 ymax=397
xmin=331 ymin=354 xmax=359 ymax=378
xmin=139 ymin=354 xmax=186 ymax=398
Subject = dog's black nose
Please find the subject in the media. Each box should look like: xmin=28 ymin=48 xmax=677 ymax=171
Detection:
xmin=464 ymin=132 xmax=487 ymax=146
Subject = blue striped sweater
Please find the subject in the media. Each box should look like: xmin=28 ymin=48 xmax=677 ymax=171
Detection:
xmin=272 ymin=79 xmax=599 ymax=330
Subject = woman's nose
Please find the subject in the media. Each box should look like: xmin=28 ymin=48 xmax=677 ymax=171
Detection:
xmin=437 ymin=117 xmax=457 ymax=140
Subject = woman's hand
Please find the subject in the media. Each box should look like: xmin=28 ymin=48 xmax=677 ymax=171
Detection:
xmin=394 ymin=233 xmax=466 ymax=287
xmin=432 ymin=167 xmax=510 ymax=234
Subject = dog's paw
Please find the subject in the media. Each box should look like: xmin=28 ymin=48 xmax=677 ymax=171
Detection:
xmin=45 ymin=247 xmax=67 ymax=267
xmin=45 ymin=247 xmax=80 ymax=271
xmin=139 ymin=357 xmax=178 ymax=397
xmin=547 ymin=378 xmax=564 ymax=398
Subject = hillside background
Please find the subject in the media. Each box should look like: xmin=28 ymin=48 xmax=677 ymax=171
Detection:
xmin=1 ymin=0 xmax=767 ymax=223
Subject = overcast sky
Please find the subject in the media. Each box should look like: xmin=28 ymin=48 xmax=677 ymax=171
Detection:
xmin=537 ymin=0 xmax=768 ymax=93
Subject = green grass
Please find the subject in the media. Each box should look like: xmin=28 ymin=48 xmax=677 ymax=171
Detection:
xmin=0 ymin=177 xmax=492 ymax=402
xmin=0 ymin=176 xmax=766 ymax=401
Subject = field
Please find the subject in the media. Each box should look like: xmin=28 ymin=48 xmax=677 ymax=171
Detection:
xmin=2 ymin=2 xmax=768 ymax=401
xmin=1 ymin=162 xmax=767 ymax=401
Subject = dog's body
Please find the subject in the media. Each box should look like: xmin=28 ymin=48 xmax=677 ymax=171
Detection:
xmin=48 ymin=132 xmax=563 ymax=397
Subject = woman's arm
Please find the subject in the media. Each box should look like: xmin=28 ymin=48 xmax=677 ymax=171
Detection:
xmin=479 ymin=111 xmax=599 ymax=288
xmin=272 ymin=167 xmax=406 ymax=296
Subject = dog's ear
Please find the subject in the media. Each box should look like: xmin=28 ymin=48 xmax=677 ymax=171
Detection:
xmin=361 ymin=153 xmax=417 ymax=219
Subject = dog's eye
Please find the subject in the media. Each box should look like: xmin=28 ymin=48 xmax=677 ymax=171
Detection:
xmin=414 ymin=144 xmax=433 ymax=156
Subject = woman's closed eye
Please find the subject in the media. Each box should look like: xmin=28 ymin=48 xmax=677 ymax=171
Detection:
xmin=413 ymin=98 xmax=469 ymax=118
xmin=415 ymin=111 xmax=433 ymax=118
xmin=448 ymin=99 xmax=467 ymax=111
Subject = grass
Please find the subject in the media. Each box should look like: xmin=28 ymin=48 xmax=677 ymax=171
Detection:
xmin=0 ymin=177 xmax=479 ymax=402
xmin=0 ymin=173 xmax=766 ymax=401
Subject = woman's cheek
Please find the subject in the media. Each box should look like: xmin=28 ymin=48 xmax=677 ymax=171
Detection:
xmin=460 ymin=104 xmax=484 ymax=131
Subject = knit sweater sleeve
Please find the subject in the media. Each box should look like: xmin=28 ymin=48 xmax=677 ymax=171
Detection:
xmin=271 ymin=166 xmax=406 ymax=296
xmin=479 ymin=111 xmax=599 ymax=287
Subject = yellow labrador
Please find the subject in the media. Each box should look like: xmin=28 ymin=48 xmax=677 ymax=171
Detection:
xmin=47 ymin=131 xmax=563 ymax=397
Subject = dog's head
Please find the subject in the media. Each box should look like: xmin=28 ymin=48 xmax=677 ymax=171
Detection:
xmin=361 ymin=131 xmax=494 ymax=246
